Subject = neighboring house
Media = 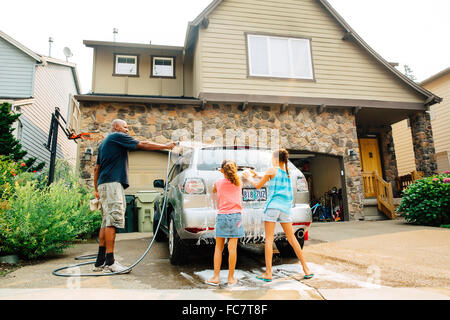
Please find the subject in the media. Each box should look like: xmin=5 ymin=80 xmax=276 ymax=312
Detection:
xmin=76 ymin=0 xmax=441 ymax=221
xmin=393 ymin=67 xmax=450 ymax=175
xmin=0 ymin=30 xmax=81 ymax=169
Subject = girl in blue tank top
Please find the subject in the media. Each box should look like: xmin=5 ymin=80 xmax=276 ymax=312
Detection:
xmin=244 ymin=149 xmax=314 ymax=282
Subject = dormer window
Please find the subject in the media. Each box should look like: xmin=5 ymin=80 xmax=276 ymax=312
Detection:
xmin=246 ymin=34 xmax=314 ymax=80
xmin=113 ymin=54 xmax=139 ymax=76
xmin=151 ymin=56 xmax=175 ymax=78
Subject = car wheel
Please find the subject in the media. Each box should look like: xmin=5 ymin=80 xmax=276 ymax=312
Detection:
xmin=153 ymin=205 xmax=167 ymax=242
xmin=275 ymin=233 xmax=305 ymax=258
xmin=168 ymin=214 xmax=188 ymax=265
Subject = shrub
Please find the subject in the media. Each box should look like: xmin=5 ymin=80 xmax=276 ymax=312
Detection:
xmin=0 ymin=156 xmax=20 ymax=201
xmin=0 ymin=170 xmax=101 ymax=259
xmin=0 ymin=102 xmax=45 ymax=172
xmin=397 ymin=173 xmax=450 ymax=227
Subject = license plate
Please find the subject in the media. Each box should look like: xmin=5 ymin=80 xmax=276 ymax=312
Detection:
xmin=242 ymin=188 xmax=267 ymax=201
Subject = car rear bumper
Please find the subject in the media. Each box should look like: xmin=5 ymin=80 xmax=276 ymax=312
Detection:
xmin=177 ymin=204 xmax=312 ymax=244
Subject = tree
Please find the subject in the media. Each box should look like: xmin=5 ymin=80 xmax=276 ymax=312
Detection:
xmin=403 ymin=65 xmax=417 ymax=82
xmin=0 ymin=102 xmax=45 ymax=172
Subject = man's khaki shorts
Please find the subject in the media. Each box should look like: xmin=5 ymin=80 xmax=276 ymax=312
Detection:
xmin=98 ymin=182 xmax=126 ymax=229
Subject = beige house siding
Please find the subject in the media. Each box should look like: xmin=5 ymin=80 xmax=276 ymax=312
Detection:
xmin=425 ymin=73 xmax=450 ymax=155
xmin=92 ymin=46 xmax=184 ymax=96
xmin=196 ymin=0 xmax=424 ymax=103
xmin=392 ymin=71 xmax=450 ymax=175
xmin=392 ymin=120 xmax=416 ymax=176
xmin=21 ymin=62 xmax=78 ymax=167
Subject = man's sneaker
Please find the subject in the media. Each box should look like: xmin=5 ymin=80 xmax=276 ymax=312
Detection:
xmin=102 ymin=261 xmax=131 ymax=274
xmin=92 ymin=263 xmax=105 ymax=272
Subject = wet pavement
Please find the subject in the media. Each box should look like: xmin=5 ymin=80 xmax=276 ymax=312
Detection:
xmin=1 ymin=219 xmax=449 ymax=300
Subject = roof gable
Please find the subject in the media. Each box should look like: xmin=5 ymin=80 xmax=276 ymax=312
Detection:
xmin=185 ymin=0 xmax=441 ymax=105
xmin=0 ymin=30 xmax=42 ymax=62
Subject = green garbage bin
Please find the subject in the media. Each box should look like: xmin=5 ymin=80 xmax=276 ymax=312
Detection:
xmin=117 ymin=195 xmax=137 ymax=234
xmin=135 ymin=191 xmax=160 ymax=232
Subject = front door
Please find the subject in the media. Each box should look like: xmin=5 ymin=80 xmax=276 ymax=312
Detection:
xmin=359 ymin=138 xmax=383 ymax=176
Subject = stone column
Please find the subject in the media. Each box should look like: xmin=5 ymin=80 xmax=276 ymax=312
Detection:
xmin=409 ymin=111 xmax=437 ymax=177
xmin=380 ymin=125 xmax=399 ymax=183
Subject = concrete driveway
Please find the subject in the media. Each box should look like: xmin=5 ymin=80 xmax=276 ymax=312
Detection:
xmin=0 ymin=218 xmax=449 ymax=300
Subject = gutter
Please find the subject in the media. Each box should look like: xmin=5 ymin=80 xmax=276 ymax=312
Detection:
xmin=74 ymin=94 xmax=202 ymax=106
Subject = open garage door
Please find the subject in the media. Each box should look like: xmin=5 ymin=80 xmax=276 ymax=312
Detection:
xmin=127 ymin=150 xmax=168 ymax=195
xmin=290 ymin=152 xmax=348 ymax=222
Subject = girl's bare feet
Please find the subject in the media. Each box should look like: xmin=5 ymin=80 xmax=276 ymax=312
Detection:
xmin=206 ymin=276 xmax=220 ymax=286
xmin=257 ymin=272 xmax=272 ymax=281
xmin=303 ymin=267 xmax=312 ymax=276
xmin=228 ymin=278 xmax=238 ymax=286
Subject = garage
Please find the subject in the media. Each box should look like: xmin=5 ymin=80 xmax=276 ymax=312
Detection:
xmin=127 ymin=150 xmax=169 ymax=195
xmin=289 ymin=151 xmax=348 ymax=222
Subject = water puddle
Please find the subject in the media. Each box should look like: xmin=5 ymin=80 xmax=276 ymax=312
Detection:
xmin=188 ymin=262 xmax=384 ymax=290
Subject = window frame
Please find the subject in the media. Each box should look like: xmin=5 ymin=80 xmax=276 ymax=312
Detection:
xmin=112 ymin=53 xmax=140 ymax=77
xmin=245 ymin=32 xmax=316 ymax=81
xmin=150 ymin=55 xmax=176 ymax=79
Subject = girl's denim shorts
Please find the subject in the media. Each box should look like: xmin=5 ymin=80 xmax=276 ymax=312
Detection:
xmin=215 ymin=213 xmax=244 ymax=238
xmin=263 ymin=208 xmax=292 ymax=223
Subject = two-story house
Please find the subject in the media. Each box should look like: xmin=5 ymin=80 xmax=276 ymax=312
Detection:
xmin=75 ymin=0 xmax=441 ymax=221
xmin=0 ymin=30 xmax=81 ymax=169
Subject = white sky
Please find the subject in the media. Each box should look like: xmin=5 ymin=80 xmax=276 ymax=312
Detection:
xmin=1 ymin=0 xmax=449 ymax=94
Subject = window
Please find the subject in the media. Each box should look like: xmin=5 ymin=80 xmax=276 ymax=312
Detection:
xmin=151 ymin=56 xmax=175 ymax=78
xmin=114 ymin=54 xmax=138 ymax=76
xmin=247 ymin=34 xmax=314 ymax=80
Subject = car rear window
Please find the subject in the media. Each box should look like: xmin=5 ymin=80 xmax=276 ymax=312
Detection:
xmin=197 ymin=148 xmax=273 ymax=171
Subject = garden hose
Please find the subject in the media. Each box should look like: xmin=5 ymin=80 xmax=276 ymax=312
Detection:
xmin=52 ymin=145 xmax=176 ymax=277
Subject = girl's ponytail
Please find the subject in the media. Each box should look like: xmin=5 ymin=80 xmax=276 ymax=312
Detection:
xmin=274 ymin=149 xmax=290 ymax=178
xmin=221 ymin=160 xmax=241 ymax=186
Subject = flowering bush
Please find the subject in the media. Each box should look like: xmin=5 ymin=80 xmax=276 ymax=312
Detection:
xmin=0 ymin=159 xmax=101 ymax=259
xmin=0 ymin=157 xmax=20 ymax=201
xmin=397 ymin=173 xmax=450 ymax=227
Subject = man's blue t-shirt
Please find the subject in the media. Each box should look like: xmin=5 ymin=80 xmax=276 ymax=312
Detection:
xmin=96 ymin=132 xmax=139 ymax=189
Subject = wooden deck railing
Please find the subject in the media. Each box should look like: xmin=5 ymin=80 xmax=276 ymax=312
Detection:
xmin=362 ymin=171 xmax=396 ymax=219
xmin=396 ymin=171 xmax=424 ymax=194
xmin=362 ymin=172 xmax=377 ymax=198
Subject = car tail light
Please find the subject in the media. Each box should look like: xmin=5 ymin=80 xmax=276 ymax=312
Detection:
xmin=292 ymin=222 xmax=311 ymax=227
xmin=185 ymin=227 xmax=214 ymax=233
xmin=183 ymin=178 xmax=206 ymax=194
xmin=296 ymin=176 xmax=308 ymax=192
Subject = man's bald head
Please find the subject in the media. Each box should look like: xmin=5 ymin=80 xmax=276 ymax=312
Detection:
xmin=111 ymin=119 xmax=129 ymax=134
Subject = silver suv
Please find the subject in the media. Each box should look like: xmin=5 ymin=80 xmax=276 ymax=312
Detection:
xmin=153 ymin=146 xmax=312 ymax=265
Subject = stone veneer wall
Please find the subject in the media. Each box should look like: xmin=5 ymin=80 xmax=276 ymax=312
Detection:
xmin=78 ymin=102 xmax=365 ymax=220
xmin=409 ymin=111 xmax=437 ymax=177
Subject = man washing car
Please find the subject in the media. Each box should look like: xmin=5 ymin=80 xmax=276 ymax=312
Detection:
xmin=93 ymin=119 xmax=176 ymax=273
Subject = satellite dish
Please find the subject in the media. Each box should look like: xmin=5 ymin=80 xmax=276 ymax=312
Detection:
xmin=63 ymin=47 xmax=73 ymax=61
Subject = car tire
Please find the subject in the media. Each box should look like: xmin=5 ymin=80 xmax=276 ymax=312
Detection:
xmin=153 ymin=205 xmax=167 ymax=242
xmin=275 ymin=234 xmax=305 ymax=258
xmin=168 ymin=214 xmax=188 ymax=265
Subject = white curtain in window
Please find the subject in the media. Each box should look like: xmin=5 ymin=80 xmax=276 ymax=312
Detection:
xmin=248 ymin=35 xmax=269 ymax=76
xmin=291 ymin=39 xmax=313 ymax=79
xmin=270 ymin=38 xmax=290 ymax=77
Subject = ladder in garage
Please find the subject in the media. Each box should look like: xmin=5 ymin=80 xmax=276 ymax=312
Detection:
xmin=362 ymin=172 xmax=396 ymax=219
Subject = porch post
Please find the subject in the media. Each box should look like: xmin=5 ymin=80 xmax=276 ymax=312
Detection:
xmin=409 ymin=111 xmax=437 ymax=177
